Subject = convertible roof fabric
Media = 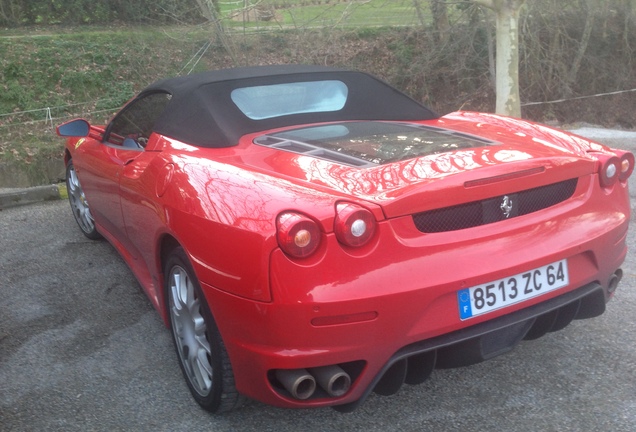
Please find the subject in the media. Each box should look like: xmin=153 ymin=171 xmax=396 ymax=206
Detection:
xmin=141 ymin=65 xmax=439 ymax=148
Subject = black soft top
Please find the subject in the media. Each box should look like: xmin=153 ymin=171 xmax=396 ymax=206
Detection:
xmin=140 ymin=65 xmax=438 ymax=148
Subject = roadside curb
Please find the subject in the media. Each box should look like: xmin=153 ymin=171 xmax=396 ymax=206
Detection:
xmin=0 ymin=184 xmax=63 ymax=210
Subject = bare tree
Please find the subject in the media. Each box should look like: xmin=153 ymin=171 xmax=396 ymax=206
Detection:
xmin=429 ymin=0 xmax=450 ymax=44
xmin=472 ymin=0 xmax=526 ymax=117
xmin=193 ymin=0 xmax=221 ymax=21
xmin=621 ymin=0 xmax=636 ymax=67
xmin=412 ymin=0 xmax=426 ymax=26
xmin=194 ymin=0 xmax=238 ymax=65
xmin=565 ymin=0 xmax=595 ymax=96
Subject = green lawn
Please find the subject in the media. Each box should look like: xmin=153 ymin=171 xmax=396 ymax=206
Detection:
xmin=221 ymin=0 xmax=428 ymax=29
xmin=0 ymin=1 xmax=436 ymax=170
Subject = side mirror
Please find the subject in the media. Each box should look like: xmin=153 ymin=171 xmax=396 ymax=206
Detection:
xmin=57 ymin=119 xmax=90 ymax=137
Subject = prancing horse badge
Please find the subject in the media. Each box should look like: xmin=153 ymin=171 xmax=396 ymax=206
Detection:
xmin=500 ymin=195 xmax=514 ymax=218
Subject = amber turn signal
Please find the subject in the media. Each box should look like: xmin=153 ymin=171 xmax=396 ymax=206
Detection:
xmin=276 ymin=212 xmax=321 ymax=258
xmin=619 ymin=151 xmax=635 ymax=182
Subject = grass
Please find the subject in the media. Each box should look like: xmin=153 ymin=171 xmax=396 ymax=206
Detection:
xmin=0 ymin=28 xmax=208 ymax=118
xmin=0 ymin=1 xmax=436 ymax=185
xmin=0 ymin=1 xmax=432 ymax=170
xmin=221 ymin=0 xmax=427 ymax=29
xmin=0 ymin=26 xmax=218 ymax=168
xmin=0 ymin=1 xmax=431 ymax=127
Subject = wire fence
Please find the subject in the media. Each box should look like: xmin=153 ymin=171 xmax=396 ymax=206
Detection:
xmin=1 ymin=0 xmax=432 ymax=132
xmin=5 ymin=85 xmax=634 ymax=133
xmin=0 ymin=103 xmax=122 ymax=131
xmin=2 ymin=0 xmax=635 ymax=132
xmin=0 ymin=99 xmax=122 ymax=128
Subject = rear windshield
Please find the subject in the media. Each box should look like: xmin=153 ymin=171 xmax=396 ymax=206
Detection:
xmin=254 ymin=121 xmax=497 ymax=166
xmin=231 ymin=80 xmax=348 ymax=120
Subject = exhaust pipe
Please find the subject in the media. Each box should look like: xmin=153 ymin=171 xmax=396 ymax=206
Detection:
xmin=275 ymin=369 xmax=316 ymax=400
xmin=309 ymin=365 xmax=351 ymax=397
xmin=608 ymin=269 xmax=623 ymax=294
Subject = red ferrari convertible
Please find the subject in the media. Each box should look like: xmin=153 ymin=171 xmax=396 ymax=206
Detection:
xmin=57 ymin=65 xmax=633 ymax=413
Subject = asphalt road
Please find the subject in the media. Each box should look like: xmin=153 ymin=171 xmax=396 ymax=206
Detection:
xmin=2 ymin=130 xmax=636 ymax=431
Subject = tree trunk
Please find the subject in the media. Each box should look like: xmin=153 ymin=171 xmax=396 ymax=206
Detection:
xmin=413 ymin=0 xmax=426 ymax=27
xmin=621 ymin=0 xmax=635 ymax=67
xmin=473 ymin=0 xmax=525 ymax=117
xmin=429 ymin=0 xmax=450 ymax=44
xmin=483 ymin=10 xmax=496 ymax=89
xmin=565 ymin=0 xmax=594 ymax=96
xmin=194 ymin=0 xmax=238 ymax=65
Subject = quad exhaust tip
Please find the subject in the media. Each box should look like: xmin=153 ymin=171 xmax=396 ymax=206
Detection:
xmin=275 ymin=365 xmax=351 ymax=400
xmin=275 ymin=369 xmax=316 ymax=400
xmin=309 ymin=365 xmax=352 ymax=397
xmin=608 ymin=269 xmax=623 ymax=294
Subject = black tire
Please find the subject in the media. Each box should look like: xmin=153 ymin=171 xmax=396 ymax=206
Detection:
xmin=165 ymin=247 xmax=244 ymax=413
xmin=66 ymin=160 xmax=101 ymax=240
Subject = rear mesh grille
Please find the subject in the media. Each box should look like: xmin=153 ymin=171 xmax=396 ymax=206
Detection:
xmin=412 ymin=178 xmax=578 ymax=233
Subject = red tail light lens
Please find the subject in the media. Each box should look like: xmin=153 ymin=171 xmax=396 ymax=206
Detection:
xmin=276 ymin=212 xmax=321 ymax=258
xmin=598 ymin=155 xmax=620 ymax=188
xmin=334 ymin=203 xmax=376 ymax=247
xmin=619 ymin=151 xmax=635 ymax=182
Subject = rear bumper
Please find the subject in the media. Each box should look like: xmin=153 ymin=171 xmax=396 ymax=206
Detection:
xmin=203 ymin=269 xmax=624 ymax=410
xmin=201 ymin=175 xmax=630 ymax=409
xmin=333 ymin=278 xmax=614 ymax=412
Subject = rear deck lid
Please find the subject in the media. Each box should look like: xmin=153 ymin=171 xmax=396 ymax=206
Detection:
xmin=254 ymin=121 xmax=498 ymax=167
xmin=250 ymin=119 xmax=597 ymax=218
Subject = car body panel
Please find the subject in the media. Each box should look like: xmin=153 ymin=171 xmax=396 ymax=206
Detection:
xmin=203 ymin=171 xmax=629 ymax=407
xmin=58 ymin=66 xmax=632 ymax=410
xmin=237 ymin=118 xmax=598 ymax=219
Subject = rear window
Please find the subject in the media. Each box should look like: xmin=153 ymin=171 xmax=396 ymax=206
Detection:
xmin=254 ymin=121 xmax=498 ymax=166
xmin=231 ymin=80 xmax=348 ymax=120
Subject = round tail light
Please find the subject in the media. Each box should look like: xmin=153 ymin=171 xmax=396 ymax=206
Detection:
xmin=598 ymin=155 xmax=620 ymax=188
xmin=334 ymin=203 xmax=377 ymax=248
xmin=276 ymin=212 xmax=321 ymax=258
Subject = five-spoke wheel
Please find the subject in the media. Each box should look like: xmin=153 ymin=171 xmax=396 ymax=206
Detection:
xmin=66 ymin=160 xmax=101 ymax=240
xmin=165 ymin=247 xmax=243 ymax=412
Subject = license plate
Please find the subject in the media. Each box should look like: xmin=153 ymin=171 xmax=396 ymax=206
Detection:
xmin=457 ymin=260 xmax=569 ymax=320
